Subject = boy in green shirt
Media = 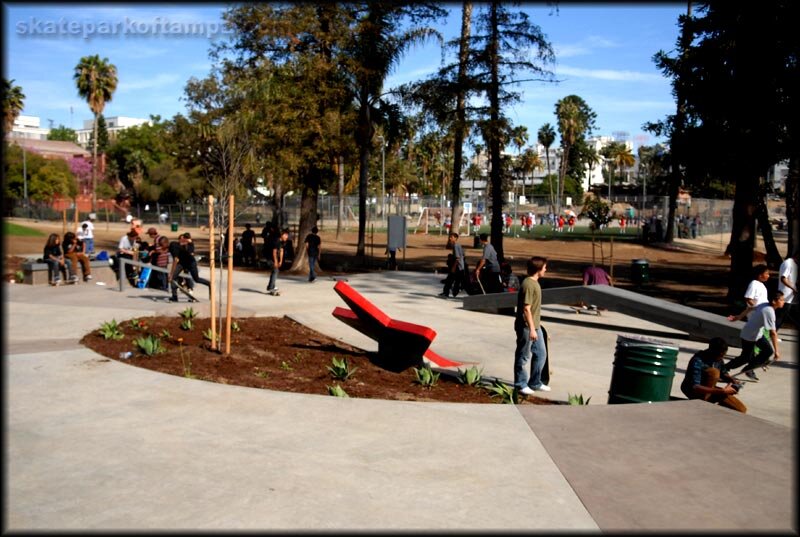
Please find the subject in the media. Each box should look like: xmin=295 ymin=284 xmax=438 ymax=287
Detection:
xmin=514 ymin=256 xmax=550 ymax=394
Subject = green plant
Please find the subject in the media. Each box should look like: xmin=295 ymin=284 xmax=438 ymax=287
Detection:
xmin=327 ymin=384 xmax=350 ymax=398
xmin=160 ymin=329 xmax=172 ymax=339
xmin=254 ymin=368 xmax=269 ymax=379
xmin=568 ymin=393 xmax=591 ymax=405
xmin=180 ymin=319 xmax=193 ymax=331
xmin=486 ymin=380 xmax=518 ymax=404
xmin=129 ymin=318 xmax=148 ymax=330
xmin=412 ymin=365 xmax=440 ymax=388
xmin=231 ymin=321 xmax=241 ymax=333
xmin=133 ymin=334 xmax=165 ymax=356
xmin=98 ymin=319 xmax=124 ymax=340
xmin=326 ymin=356 xmax=358 ymax=381
xmin=179 ymin=307 xmax=198 ymax=321
xmin=292 ymin=352 xmax=304 ymax=363
xmin=203 ymin=328 xmax=220 ymax=343
xmin=14 ymin=270 xmax=25 ymax=282
xmin=280 ymin=361 xmax=292 ymax=371
xmin=457 ymin=366 xmax=484 ymax=386
xmin=177 ymin=338 xmax=195 ymax=379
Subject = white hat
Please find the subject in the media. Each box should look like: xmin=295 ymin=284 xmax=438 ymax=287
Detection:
xmin=125 ymin=214 xmax=133 ymax=223
xmin=88 ymin=213 xmax=96 ymax=220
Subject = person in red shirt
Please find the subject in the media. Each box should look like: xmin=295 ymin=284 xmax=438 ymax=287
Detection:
xmin=557 ymin=215 xmax=565 ymax=233
xmin=619 ymin=216 xmax=627 ymax=234
xmin=568 ymin=215 xmax=576 ymax=232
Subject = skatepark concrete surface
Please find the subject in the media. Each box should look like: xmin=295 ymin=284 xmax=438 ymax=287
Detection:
xmin=4 ymin=268 xmax=797 ymax=532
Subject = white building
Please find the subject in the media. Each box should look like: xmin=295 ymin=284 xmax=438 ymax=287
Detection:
xmin=9 ymin=115 xmax=50 ymax=140
xmin=76 ymin=116 xmax=151 ymax=147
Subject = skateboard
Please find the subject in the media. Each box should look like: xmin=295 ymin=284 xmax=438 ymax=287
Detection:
xmin=569 ymin=304 xmax=601 ymax=316
xmin=268 ymin=289 xmax=281 ymax=296
xmin=174 ymin=280 xmax=199 ymax=302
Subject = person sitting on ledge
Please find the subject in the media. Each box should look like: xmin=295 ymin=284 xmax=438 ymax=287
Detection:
xmin=680 ymin=337 xmax=746 ymax=413
xmin=582 ymin=265 xmax=612 ymax=286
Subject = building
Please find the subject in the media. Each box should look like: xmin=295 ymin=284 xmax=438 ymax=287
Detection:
xmin=8 ymin=137 xmax=90 ymax=160
xmin=76 ymin=116 xmax=151 ymax=147
xmin=9 ymin=115 xmax=50 ymax=140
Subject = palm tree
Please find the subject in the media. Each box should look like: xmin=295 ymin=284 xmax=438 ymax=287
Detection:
xmin=606 ymin=142 xmax=635 ymax=203
xmin=3 ymin=79 xmax=25 ymax=134
xmin=74 ymin=55 xmax=118 ymax=212
xmin=555 ymin=95 xmax=596 ymax=215
xmin=537 ymin=123 xmax=556 ymax=213
xmin=585 ymin=145 xmax=602 ymax=191
xmin=515 ymin=146 xmax=541 ymax=199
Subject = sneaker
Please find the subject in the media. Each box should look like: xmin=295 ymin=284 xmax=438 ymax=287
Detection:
xmin=437 ymin=293 xmax=449 ymax=298
xmin=69 ymin=275 xmax=79 ymax=282
xmin=85 ymin=274 xmax=93 ymax=280
xmin=535 ymin=384 xmax=552 ymax=392
xmin=169 ymin=297 xmax=179 ymax=302
xmin=519 ymin=386 xmax=535 ymax=395
xmin=744 ymin=370 xmax=759 ymax=381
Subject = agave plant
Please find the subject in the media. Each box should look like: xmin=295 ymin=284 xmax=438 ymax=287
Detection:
xmin=133 ymin=334 xmax=165 ymax=356
xmin=568 ymin=393 xmax=591 ymax=405
xmin=179 ymin=307 xmax=198 ymax=321
xmin=327 ymin=356 xmax=358 ymax=381
xmin=412 ymin=365 xmax=440 ymax=388
xmin=180 ymin=319 xmax=193 ymax=331
xmin=327 ymin=384 xmax=350 ymax=398
xmin=160 ymin=329 xmax=172 ymax=339
xmin=485 ymin=380 xmax=518 ymax=404
xmin=202 ymin=328 xmax=220 ymax=343
xmin=457 ymin=366 xmax=484 ymax=386
xmin=98 ymin=319 xmax=124 ymax=340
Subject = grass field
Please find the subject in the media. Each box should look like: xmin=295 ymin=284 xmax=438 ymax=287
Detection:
xmin=3 ymin=222 xmax=45 ymax=237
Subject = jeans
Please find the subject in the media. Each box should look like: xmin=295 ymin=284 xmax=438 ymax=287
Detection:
xmin=725 ymin=337 xmax=774 ymax=372
xmin=83 ymin=238 xmax=94 ymax=254
xmin=268 ymin=268 xmax=279 ymax=290
xmin=514 ymin=325 xmax=547 ymax=389
xmin=776 ymin=302 xmax=797 ymax=331
xmin=480 ymin=270 xmax=503 ymax=294
xmin=308 ymin=255 xmax=318 ymax=281
xmin=44 ymin=258 xmax=72 ymax=282
xmin=443 ymin=268 xmax=465 ymax=296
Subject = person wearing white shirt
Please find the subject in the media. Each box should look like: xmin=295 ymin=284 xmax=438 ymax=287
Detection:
xmin=78 ymin=214 xmax=96 ymax=254
xmin=776 ymin=253 xmax=798 ymax=330
xmin=724 ymin=291 xmax=785 ymax=381
xmin=728 ymin=264 xmax=770 ymax=322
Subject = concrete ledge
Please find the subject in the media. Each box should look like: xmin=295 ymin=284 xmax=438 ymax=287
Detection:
xmin=22 ymin=259 xmax=115 ymax=286
xmin=463 ymin=285 xmax=745 ymax=347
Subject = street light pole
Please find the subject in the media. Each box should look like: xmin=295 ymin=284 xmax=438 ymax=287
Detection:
xmin=22 ymin=144 xmax=28 ymax=218
xmin=377 ymin=135 xmax=386 ymax=226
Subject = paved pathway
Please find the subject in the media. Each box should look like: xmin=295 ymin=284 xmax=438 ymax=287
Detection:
xmin=4 ymin=268 xmax=796 ymax=531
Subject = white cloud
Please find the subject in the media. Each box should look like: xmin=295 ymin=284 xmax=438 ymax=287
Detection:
xmin=555 ymin=65 xmax=664 ymax=83
xmin=554 ymin=35 xmax=618 ymax=58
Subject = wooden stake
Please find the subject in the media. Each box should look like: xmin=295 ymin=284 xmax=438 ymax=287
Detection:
xmin=225 ymin=195 xmax=234 ymax=355
xmin=609 ymin=236 xmax=615 ymax=286
xmin=74 ymin=200 xmax=79 ymax=231
xmin=105 ymin=203 xmax=109 ymax=232
xmin=208 ymin=195 xmax=216 ymax=351
xmin=62 ymin=207 xmax=67 ymax=235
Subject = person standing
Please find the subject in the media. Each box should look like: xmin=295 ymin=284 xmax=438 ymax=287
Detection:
xmin=77 ymin=214 xmax=96 ymax=255
xmin=303 ymin=226 xmax=322 ymax=283
xmin=241 ymin=223 xmax=257 ymax=267
xmin=267 ymin=228 xmax=289 ymax=295
xmin=619 ymin=215 xmax=626 ymax=234
xmin=474 ymin=233 xmax=502 ymax=294
xmin=727 ymin=264 xmax=770 ymax=321
xmin=514 ymin=256 xmax=550 ymax=395
xmin=724 ymin=291 xmax=785 ymax=381
xmin=776 ymin=252 xmax=798 ymax=330
xmin=680 ymin=338 xmax=746 ymax=413
xmin=168 ymin=233 xmax=210 ymax=300
xmin=440 ymin=232 xmax=466 ymax=298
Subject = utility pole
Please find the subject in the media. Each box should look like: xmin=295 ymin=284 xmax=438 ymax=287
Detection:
xmin=377 ymin=135 xmax=386 ymax=226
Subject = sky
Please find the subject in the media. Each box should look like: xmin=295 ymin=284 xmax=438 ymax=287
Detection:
xmin=4 ymin=3 xmax=686 ymax=151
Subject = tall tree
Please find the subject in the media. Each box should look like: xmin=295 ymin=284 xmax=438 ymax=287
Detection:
xmin=345 ymin=2 xmax=445 ymax=263
xmin=554 ymin=95 xmax=596 ymax=216
xmin=74 ymin=55 xmax=118 ymax=212
xmin=537 ymin=123 xmax=556 ymax=213
xmin=47 ymin=125 xmax=78 ymax=143
xmin=3 ymin=78 xmax=25 ymax=134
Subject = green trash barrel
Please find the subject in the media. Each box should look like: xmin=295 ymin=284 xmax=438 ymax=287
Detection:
xmin=631 ymin=258 xmax=650 ymax=285
xmin=608 ymin=334 xmax=678 ymax=404
xmin=171 ymin=222 xmax=179 ymax=232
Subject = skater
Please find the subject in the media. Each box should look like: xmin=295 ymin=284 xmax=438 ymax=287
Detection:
xmin=440 ymin=232 xmax=466 ymax=298
xmin=304 ymin=226 xmax=322 ymax=282
xmin=724 ymin=291 xmax=785 ymax=381
xmin=514 ymin=256 xmax=550 ymax=394
xmin=266 ymin=228 xmax=289 ymax=295
xmin=680 ymin=338 xmax=746 ymax=413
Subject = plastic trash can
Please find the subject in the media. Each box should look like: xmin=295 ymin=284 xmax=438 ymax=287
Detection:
xmin=608 ymin=334 xmax=678 ymax=404
xmin=631 ymin=258 xmax=650 ymax=285
xmin=171 ymin=222 xmax=179 ymax=232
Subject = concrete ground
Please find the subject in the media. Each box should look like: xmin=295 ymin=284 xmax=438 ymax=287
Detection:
xmin=4 ymin=267 xmax=797 ymax=531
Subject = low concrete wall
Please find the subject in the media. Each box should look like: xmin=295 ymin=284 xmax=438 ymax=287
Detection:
xmin=22 ymin=259 xmax=116 ymax=286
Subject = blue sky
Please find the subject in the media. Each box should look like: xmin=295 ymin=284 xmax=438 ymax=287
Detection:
xmin=4 ymin=3 xmax=685 ymax=151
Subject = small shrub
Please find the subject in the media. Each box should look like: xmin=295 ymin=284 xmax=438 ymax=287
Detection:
xmin=179 ymin=307 xmax=198 ymax=321
xmin=129 ymin=318 xmax=148 ymax=331
xmin=568 ymin=393 xmax=591 ymax=405
xmin=180 ymin=319 xmax=193 ymax=331
xmin=457 ymin=365 xmax=484 ymax=386
xmin=486 ymin=380 xmax=518 ymax=404
xmin=327 ymin=384 xmax=350 ymax=398
xmin=232 ymin=321 xmax=241 ymax=333
xmin=203 ymin=328 xmax=220 ymax=343
xmin=327 ymin=356 xmax=358 ymax=381
xmin=280 ymin=361 xmax=292 ymax=371
xmin=98 ymin=320 xmax=124 ymax=340
xmin=412 ymin=365 xmax=440 ymax=388
xmin=160 ymin=329 xmax=172 ymax=339
xmin=15 ymin=270 xmax=25 ymax=282
xmin=134 ymin=334 xmax=165 ymax=356
xmin=254 ymin=368 xmax=269 ymax=379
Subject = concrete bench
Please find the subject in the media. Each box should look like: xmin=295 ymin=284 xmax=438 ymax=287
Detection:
xmin=462 ymin=284 xmax=746 ymax=348
xmin=332 ymin=280 xmax=465 ymax=371
xmin=22 ymin=259 xmax=116 ymax=286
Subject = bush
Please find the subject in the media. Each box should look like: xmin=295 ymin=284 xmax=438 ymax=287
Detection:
xmin=327 ymin=356 xmax=358 ymax=381
xmin=457 ymin=366 xmax=483 ymax=386
xmin=412 ymin=364 xmax=440 ymax=388
xmin=98 ymin=319 xmax=124 ymax=340
xmin=134 ymin=334 xmax=165 ymax=356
